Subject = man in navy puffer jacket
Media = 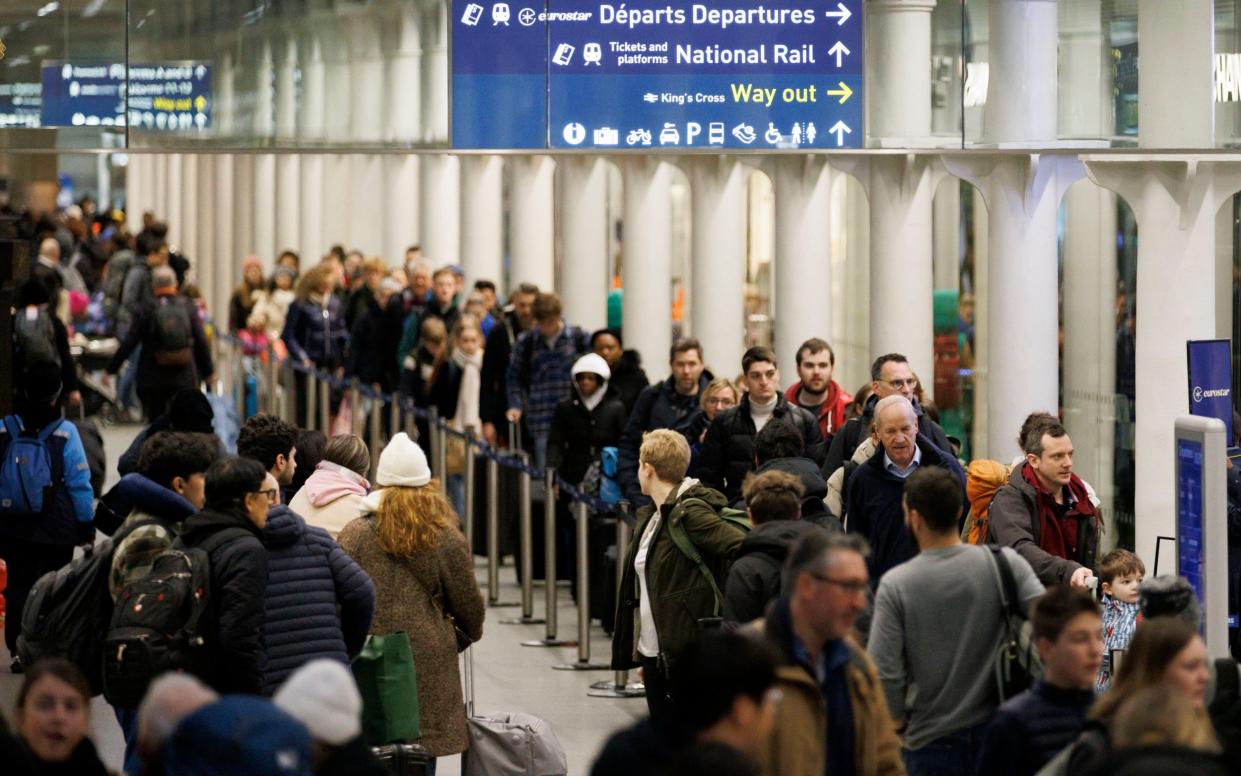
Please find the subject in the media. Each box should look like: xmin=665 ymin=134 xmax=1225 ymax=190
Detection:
xmin=262 ymin=501 xmax=376 ymax=693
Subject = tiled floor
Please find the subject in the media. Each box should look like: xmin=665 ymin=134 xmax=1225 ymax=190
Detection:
xmin=0 ymin=422 xmax=644 ymax=774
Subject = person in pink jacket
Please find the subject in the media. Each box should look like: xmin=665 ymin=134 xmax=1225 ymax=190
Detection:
xmin=288 ymin=434 xmax=371 ymax=539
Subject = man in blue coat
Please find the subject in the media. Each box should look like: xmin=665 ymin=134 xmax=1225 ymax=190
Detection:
xmin=844 ymin=395 xmax=965 ymax=586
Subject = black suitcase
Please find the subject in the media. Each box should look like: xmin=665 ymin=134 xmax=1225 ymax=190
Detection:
xmin=372 ymin=742 xmax=431 ymax=775
xmin=470 ymin=452 xmax=521 ymax=559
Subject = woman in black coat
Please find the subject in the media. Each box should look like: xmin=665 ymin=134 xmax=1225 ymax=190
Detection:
xmin=547 ymin=353 xmax=628 ymax=486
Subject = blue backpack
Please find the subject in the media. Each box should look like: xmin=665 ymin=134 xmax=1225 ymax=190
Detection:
xmin=0 ymin=415 xmax=63 ymax=516
xmin=599 ymin=446 xmax=622 ymax=505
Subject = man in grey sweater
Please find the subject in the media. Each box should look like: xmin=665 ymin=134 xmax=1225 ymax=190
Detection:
xmin=867 ymin=467 xmax=1043 ymax=776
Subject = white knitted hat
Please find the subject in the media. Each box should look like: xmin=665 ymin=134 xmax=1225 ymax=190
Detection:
xmin=375 ymin=431 xmax=432 ymax=488
xmin=272 ymin=659 xmax=361 ymax=746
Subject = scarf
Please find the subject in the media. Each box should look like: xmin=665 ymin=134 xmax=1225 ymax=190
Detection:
xmin=451 ymin=346 xmax=483 ymax=433
xmin=577 ymin=378 xmax=609 ymax=412
xmin=1021 ymin=464 xmax=1094 ymax=561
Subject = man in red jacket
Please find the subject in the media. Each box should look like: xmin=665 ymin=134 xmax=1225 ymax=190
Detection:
xmin=784 ymin=338 xmax=852 ymax=446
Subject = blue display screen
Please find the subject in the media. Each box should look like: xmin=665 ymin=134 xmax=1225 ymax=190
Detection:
xmin=451 ymin=0 xmax=864 ymax=149
xmin=40 ymin=62 xmax=212 ymax=131
xmin=1177 ymin=438 xmax=1205 ymax=607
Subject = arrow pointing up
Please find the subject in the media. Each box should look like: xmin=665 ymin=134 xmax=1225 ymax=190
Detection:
xmin=827 ymin=41 xmax=851 ymax=68
xmin=829 ymin=120 xmax=852 ymax=147
xmin=824 ymin=2 xmax=852 ymax=26
xmin=826 ymin=81 xmax=853 ymax=104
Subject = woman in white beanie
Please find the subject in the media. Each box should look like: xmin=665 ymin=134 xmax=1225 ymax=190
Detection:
xmin=273 ymin=659 xmax=385 ymax=775
xmin=337 ymin=433 xmax=485 ymax=770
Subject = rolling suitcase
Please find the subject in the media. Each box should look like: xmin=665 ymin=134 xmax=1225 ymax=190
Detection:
xmin=371 ymin=742 xmax=432 ymax=775
xmin=461 ymin=647 xmax=568 ymax=776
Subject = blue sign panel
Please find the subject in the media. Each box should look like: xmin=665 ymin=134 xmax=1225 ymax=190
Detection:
xmin=40 ymin=62 xmax=212 ymax=131
xmin=0 ymin=82 xmax=42 ymax=129
xmin=1177 ymin=438 xmax=1205 ymax=605
xmin=451 ymin=0 xmax=863 ymax=149
xmin=1187 ymin=339 xmax=1233 ymax=442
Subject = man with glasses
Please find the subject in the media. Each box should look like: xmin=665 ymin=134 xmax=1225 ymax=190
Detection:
xmin=178 ymin=457 xmax=274 ymax=695
xmin=867 ymin=468 xmax=1042 ymax=776
xmin=699 ymin=346 xmax=825 ymax=505
xmin=821 ymin=353 xmax=953 ymax=479
xmin=753 ymin=530 xmax=903 ymax=776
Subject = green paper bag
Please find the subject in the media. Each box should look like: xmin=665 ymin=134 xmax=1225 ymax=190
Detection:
xmin=351 ymin=632 xmax=421 ymax=745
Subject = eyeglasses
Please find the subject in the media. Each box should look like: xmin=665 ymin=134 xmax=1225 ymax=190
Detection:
xmin=249 ymin=488 xmax=279 ymax=505
xmin=881 ymin=378 xmax=918 ymax=390
xmin=807 ymin=572 xmax=869 ymax=595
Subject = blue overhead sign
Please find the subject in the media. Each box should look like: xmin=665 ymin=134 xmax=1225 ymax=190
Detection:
xmin=451 ymin=0 xmax=863 ymax=150
xmin=1187 ymin=339 xmax=1233 ymax=442
xmin=40 ymin=62 xmax=212 ymax=131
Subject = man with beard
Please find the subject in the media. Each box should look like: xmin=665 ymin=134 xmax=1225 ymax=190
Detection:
xmin=785 ymin=338 xmax=852 ymax=446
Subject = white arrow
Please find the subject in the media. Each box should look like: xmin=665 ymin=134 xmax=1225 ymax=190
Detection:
xmin=829 ymin=120 xmax=852 ymax=147
xmin=827 ymin=41 xmax=850 ymax=68
xmin=824 ymin=2 xmax=852 ymax=26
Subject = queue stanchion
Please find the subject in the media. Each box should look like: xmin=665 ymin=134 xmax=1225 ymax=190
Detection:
xmin=368 ymin=388 xmax=383 ymax=471
xmin=554 ymin=497 xmax=610 ymax=670
xmin=280 ymin=359 xmax=295 ymax=423
xmin=264 ymin=347 xmax=278 ymax=415
xmin=403 ymin=399 xmax=417 ymax=441
xmin=462 ymin=428 xmax=476 ymax=550
xmin=483 ymin=454 xmax=519 ymax=608
xmin=523 ymin=467 xmax=577 ymax=647
xmin=303 ymin=367 xmax=317 ymax=431
xmin=589 ymin=500 xmax=645 ymax=697
xmin=318 ymin=371 xmax=331 ymax=433
xmin=436 ymin=421 xmax=450 ymax=498
xmin=388 ymin=391 xmax=400 ymax=446
xmin=427 ymin=407 xmax=441 ymax=481
xmin=349 ymin=380 xmax=363 ymax=438
xmin=500 ymin=450 xmax=543 ymax=625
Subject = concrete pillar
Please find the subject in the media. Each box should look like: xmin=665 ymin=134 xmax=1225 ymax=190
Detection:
xmin=348 ymin=19 xmax=384 ymax=144
xmin=971 ymin=186 xmax=990 ymax=458
xmin=1084 ymin=157 xmax=1241 ymax=569
xmin=866 ymin=0 xmax=937 ymax=144
xmin=689 ymin=157 xmax=749 ymax=376
xmin=622 ymin=158 xmax=675 ymax=376
xmin=1139 ymin=0 xmax=1214 ymax=148
xmin=559 ymin=157 xmax=610 ymax=333
xmin=213 ymin=155 xmax=235 ymax=328
xmin=179 ymin=155 xmax=199 ymax=270
xmin=275 ymin=154 xmax=301 ymax=258
xmin=300 ymin=155 xmax=325 ymax=260
xmin=275 ymin=38 xmax=298 ymax=142
xmin=196 ymin=156 xmax=219 ymax=319
xmin=460 ymin=155 xmax=504 ymax=287
xmin=385 ymin=155 xmax=421 ymax=265
xmin=321 ymin=155 xmax=352 ymax=253
xmin=509 ymin=156 xmax=556 ymax=290
xmin=944 ymin=154 xmax=1084 ymax=462
xmin=254 ymin=154 xmax=277 ymax=261
xmin=348 ymin=155 xmax=385 ymax=255
xmin=164 ymin=155 xmax=184 ymax=247
xmin=984 ymin=0 xmax=1058 ymax=144
xmin=233 ymin=154 xmax=256 ymax=262
xmin=299 ymin=36 xmax=326 ymax=142
xmin=773 ymin=157 xmax=835 ymax=376
xmin=386 ymin=4 xmax=422 ymax=142
xmin=838 ymin=155 xmax=941 ymax=393
xmin=421 ymin=0 xmax=449 ymax=143
xmin=932 ymin=179 xmax=960 ymax=290
xmin=419 ymin=154 xmax=460 ymax=266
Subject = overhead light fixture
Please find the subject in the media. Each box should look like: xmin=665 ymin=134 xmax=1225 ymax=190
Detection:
xmin=82 ymin=0 xmax=108 ymax=19
xmin=37 ymin=2 xmax=60 ymax=17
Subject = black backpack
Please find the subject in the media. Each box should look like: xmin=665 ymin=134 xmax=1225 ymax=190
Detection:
xmin=151 ymin=296 xmax=193 ymax=366
xmin=14 ymin=305 xmax=61 ymax=370
xmin=102 ymin=527 xmax=245 ymax=708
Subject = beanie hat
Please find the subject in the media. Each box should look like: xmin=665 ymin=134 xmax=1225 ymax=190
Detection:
xmin=163 ymin=696 xmax=313 ymax=776
xmin=571 ymin=352 xmax=611 ymax=382
xmin=243 ymin=255 xmax=264 ymax=274
xmin=374 ymin=432 xmax=431 ymax=488
xmin=1139 ymin=575 xmax=1202 ymax=627
xmin=273 ymin=660 xmax=362 ymax=746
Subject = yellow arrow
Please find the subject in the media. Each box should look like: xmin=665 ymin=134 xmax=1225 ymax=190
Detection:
xmin=826 ymin=81 xmax=853 ymax=104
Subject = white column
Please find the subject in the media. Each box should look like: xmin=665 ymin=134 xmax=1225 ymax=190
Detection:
xmin=419 ymin=154 xmax=460 ymax=266
xmin=460 ymin=155 xmax=505 ymax=287
xmin=196 ymin=156 xmax=219 ymax=320
xmin=348 ymin=19 xmax=384 ymax=144
xmin=123 ymin=155 xmax=147 ymax=227
xmin=386 ymin=4 xmax=422 ymax=142
xmin=971 ymin=185 xmax=991 ymax=458
xmin=254 ymin=42 xmax=276 ymax=141
xmin=866 ymin=0 xmax=937 ymax=144
xmin=300 ymin=155 xmax=325 ymax=260
xmin=421 ymin=0 xmax=449 ymax=144
xmin=385 ymin=155 xmax=421 ymax=264
xmin=983 ymin=0 xmax=1058 ymax=144
xmin=180 ymin=155 xmax=199 ymax=269
xmin=164 ymin=155 xmax=184 ymax=246
xmin=689 ymin=157 xmax=749 ymax=375
xmin=323 ymin=34 xmax=352 ymax=142
xmin=275 ymin=38 xmax=298 ymax=142
xmin=509 ymin=156 xmax=556 ymax=290
xmin=559 ymin=156 xmax=610 ymax=332
xmin=838 ymin=155 xmax=940 ymax=391
xmin=773 ymin=157 xmax=835 ymax=373
xmin=213 ymin=155 xmax=235 ymax=327
xmin=348 ymin=155 xmax=385 ymax=255
xmin=1058 ymin=0 xmax=1111 ymax=141
xmin=253 ymin=154 xmax=277 ymax=262
xmin=151 ymin=154 xmax=168 ymax=220
xmin=299 ymin=36 xmax=326 ymax=142
xmin=1084 ymin=157 xmax=1241 ymax=569
xmin=944 ymin=154 xmax=1084 ymax=462
xmin=1139 ymin=0 xmax=1214 ymax=148
xmin=233 ymin=154 xmax=256 ymax=261
xmin=321 ymin=155 xmax=352 ymax=251
xmin=932 ymin=179 xmax=960 ymax=290
xmin=275 ymin=154 xmax=301 ymax=258
xmin=622 ymin=158 xmax=675 ymax=376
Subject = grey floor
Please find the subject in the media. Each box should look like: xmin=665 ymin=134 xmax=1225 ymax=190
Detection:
xmin=0 ymin=422 xmax=644 ymax=775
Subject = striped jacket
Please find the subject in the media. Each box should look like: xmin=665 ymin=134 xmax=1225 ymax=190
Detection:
xmin=504 ymin=322 xmax=590 ymax=440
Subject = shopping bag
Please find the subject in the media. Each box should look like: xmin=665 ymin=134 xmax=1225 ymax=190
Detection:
xmin=351 ymin=633 xmax=421 ymax=746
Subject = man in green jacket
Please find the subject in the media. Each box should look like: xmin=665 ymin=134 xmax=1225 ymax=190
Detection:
xmin=611 ymin=428 xmax=747 ymax=723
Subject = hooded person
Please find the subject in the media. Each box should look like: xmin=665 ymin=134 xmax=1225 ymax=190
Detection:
xmin=288 ymin=434 xmax=373 ymax=539
xmin=547 ymin=352 xmax=629 ymax=487
xmin=273 ymin=660 xmax=386 ymax=776
xmin=162 ymin=696 xmax=314 ymax=776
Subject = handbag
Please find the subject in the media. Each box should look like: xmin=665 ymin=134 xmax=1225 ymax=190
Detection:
xmin=411 ymin=570 xmax=474 ymax=653
xmin=986 ymin=547 xmax=1042 ymax=701
xmin=445 ymin=433 xmax=467 ymax=476
xmin=351 ymin=633 xmax=421 ymax=746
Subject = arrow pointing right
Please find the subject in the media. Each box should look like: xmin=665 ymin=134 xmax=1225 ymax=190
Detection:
xmin=827 ymin=41 xmax=851 ymax=68
xmin=824 ymin=2 xmax=852 ymax=26
xmin=829 ymin=120 xmax=852 ymax=147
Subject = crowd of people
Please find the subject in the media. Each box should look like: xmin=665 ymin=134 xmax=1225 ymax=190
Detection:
xmin=2 ymin=205 xmax=1240 ymax=775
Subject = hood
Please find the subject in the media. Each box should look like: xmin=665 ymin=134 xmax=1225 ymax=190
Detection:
xmin=672 ymin=479 xmax=729 ymax=511
xmin=116 ymin=472 xmax=198 ymax=521
xmin=180 ymin=505 xmax=261 ymax=546
xmin=737 ymin=519 xmax=823 ymax=560
xmin=572 ymin=352 xmax=611 ymax=382
xmin=301 ymin=462 xmax=370 ymax=508
xmin=263 ymin=504 xmax=306 ymax=548
xmin=756 ymin=457 xmax=828 ymax=500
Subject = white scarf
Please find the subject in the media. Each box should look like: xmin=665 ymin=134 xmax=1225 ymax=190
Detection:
xmin=578 ymin=379 xmax=608 ymax=412
xmin=452 ymin=347 xmax=483 ymax=433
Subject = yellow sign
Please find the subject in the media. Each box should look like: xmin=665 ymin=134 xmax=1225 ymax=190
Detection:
xmin=825 ymin=81 xmax=852 ymax=104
